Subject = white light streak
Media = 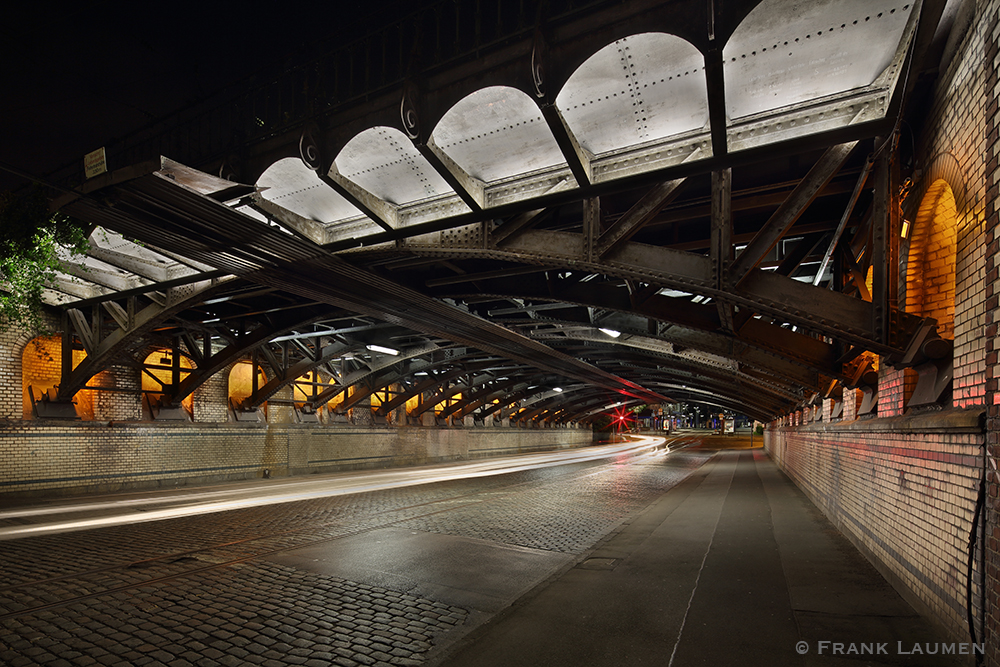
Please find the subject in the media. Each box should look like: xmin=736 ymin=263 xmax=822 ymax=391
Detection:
xmin=0 ymin=437 xmax=667 ymax=541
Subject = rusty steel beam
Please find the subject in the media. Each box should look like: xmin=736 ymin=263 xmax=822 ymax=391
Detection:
xmin=729 ymin=141 xmax=858 ymax=285
xmin=540 ymin=103 xmax=593 ymax=188
xmin=595 ymin=179 xmax=687 ymax=258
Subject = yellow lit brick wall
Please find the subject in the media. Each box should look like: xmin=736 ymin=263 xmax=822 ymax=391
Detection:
xmin=20 ymin=336 xmax=95 ymax=420
xmin=907 ymin=180 xmax=958 ymax=341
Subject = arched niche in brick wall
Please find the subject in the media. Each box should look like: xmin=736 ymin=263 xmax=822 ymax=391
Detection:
xmin=141 ymin=349 xmax=194 ymax=418
xmin=21 ymin=336 xmax=95 ymax=420
xmin=905 ymin=178 xmax=957 ymax=341
xmin=228 ymin=362 xmax=269 ymax=418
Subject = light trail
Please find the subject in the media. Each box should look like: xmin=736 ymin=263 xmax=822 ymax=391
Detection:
xmin=0 ymin=436 xmax=674 ymax=541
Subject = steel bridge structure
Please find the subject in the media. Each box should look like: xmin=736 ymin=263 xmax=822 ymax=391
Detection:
xmin=31 ymin=0 xmax=953 ymax=425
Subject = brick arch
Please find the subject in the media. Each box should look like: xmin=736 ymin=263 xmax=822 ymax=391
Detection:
xmin=905 ymin=179 xmax=958 ymax=342
xmin=141 ymin=347 xmax=196 ymax=417
xmin=908 ymin=151 xmax=968 ymax=214
xmin=20 ymin=334 xmax=97 ymax=420
xmin=1 ymin=327 xmax=34 ymax=419
xmin=228 ymin=360 xmax=269 ymax=416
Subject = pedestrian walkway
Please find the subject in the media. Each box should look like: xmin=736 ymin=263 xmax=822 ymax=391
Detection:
xmin=430 ymin=449 xmax=968 ymax=667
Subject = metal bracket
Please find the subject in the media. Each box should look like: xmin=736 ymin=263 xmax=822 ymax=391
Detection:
xmin=29 ymin=387 xmax=80 ymax=420
xmin=294 ymin=404 xmax=321 ymax=423
xmin=858 ymin=385 xmax=878 ymax=416
xmin=907 ymin=358 xmax=954 ymax=409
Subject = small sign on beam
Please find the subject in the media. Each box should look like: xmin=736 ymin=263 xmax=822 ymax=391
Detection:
xmin=84 ymin=147 xmax=107 ymax=179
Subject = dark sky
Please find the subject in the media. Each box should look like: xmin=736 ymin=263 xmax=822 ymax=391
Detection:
xmin=0 ymin=0 xmax=396 ymax=192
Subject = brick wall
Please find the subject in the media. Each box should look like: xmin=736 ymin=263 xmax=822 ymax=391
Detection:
xmin=192 ymin=363 xmax=230 ymax=422
xmin=771 ymin=3 xmax=999 ymax=663
xmin=765 ymin=410 xmax=984 ymax=643
xmin=983 ymin=0 xmax=1000 ymax=663
xmin=0 ymin=325 xmax=33 ymax=420
xmin=907 ymin=0 xmax=990 ymax=411
xmin=0 ymin=420 xmax=594 ymax=498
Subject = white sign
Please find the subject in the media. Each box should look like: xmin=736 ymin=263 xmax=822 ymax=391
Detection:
xmin=84 ymin=147 xmax=107 ymax=179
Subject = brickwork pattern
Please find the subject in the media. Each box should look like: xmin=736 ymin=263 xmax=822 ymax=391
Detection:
xmin=765 ymin=416 xmax=983 ymax=642
xmin=984 ymin=1 xmax=1000 ymax=664
xmin=93 ymin=363 xmax=142 ymax=421
xmin=193 ymin=363 xmax=230 ymax=423
xmin=0 ymin=420 xmax=594 ymax=497
xmin=0 ymin=327 xmax=31 ymax=420
xmin=907 ymin=180 xmax=959 ymax=339
xmin=879 ymin=366 xmax=906 ymax=417
xmin=908 ymin=0 xmax=990 ymax=411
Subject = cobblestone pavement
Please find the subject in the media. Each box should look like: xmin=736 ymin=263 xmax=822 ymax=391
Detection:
xmin=0 ymin=448 xmax=711 ymax=667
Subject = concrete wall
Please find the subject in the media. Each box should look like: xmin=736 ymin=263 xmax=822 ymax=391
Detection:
xmin=0 ymin=420 xmax=593 ymax=498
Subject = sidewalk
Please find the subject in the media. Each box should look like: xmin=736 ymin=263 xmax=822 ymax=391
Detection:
xmin=430 ymin=449 xmax=968 ymax=667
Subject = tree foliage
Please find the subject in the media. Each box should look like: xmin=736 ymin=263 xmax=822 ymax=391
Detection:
xmin=0 ymin=186 xmax=89 ymax=335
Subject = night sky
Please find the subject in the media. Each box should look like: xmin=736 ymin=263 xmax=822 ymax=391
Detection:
xmin=0 ymin=0 xmax=408 ymax=192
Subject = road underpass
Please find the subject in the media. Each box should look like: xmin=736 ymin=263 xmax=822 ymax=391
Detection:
xmin=0 ymin=436 xmax=964 ymax=667
xmin=0 ymin=0 xmax=997 ymax=664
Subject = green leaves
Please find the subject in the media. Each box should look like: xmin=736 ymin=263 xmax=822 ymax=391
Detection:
xmin=0 ymin=186 xmax=89 ymax=335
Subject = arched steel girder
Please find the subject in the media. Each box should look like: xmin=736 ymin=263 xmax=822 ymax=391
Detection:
xmin=562 ymin=396 xmax=645 ymax=424
xmin=555 ymin=341 xmax=803 ymax=403
xmin=436 ymin=375 xmax=546 ymax=419
xmin=572 ymin=351 xmax=794 ymax=417
xmin=499 ymin=313 xmax=820 ymax=390
xmin=56 ymin=169 xmax=669 ymax=407
xmin=403 ymin=225 xmax=932 ymax=364
xmin=498 ymin=384 xmax=614 ymax=423
xmin=513 ymin=385 xmax=592 ymax=423
xmin=55 ymin=275 xmax=237 ymax=401
xmin=344 ymin=358 xmax=493 ymax=417
xmin=408 ymin=371 xmax=502 ymax=419
xmin=367 ymin=354 xmax=513 ymax=416
xmin=436 ymin=272 xmax=844 ymax=384
xmin=239 ymin=339 xmax=362 ymax=410
xmin=531 ymin=330 xmax=807 ymax=403
xmin=653 ymin=389 xmax=770 ymax=422
xmin=504 ymin=385 xmax=586 ymax=423
xmin=302 ymin=341 xmax=447 ymax=410
xmin=475 ymin=383 xmax=548 ymax=420
xmin=170 ymin=305 xmax=344 ymax=405
xmin=629 ymin=375 xmax=782 ymax=422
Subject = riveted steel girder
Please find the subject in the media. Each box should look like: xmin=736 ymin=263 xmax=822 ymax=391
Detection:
xmin=402 ymin=223 xmax=930 ymax=359
xmin=371 ymin=356 xmax=506 ymax=416
xmin=56 ymin=276 xmax=236 ymax=401
xmin=439 ymin=273 xmax=840 ymax=382
xmin=240 ymin=339 xmax=359 ymax=410
xmin=56 ymin=164 xmax=670 ymax=406
xmin=172 ymin=305 xmax=342 ymax=405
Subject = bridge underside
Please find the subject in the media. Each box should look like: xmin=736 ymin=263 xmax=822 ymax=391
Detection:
xmin=33 ymin=0 xmax=952 ymax=424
